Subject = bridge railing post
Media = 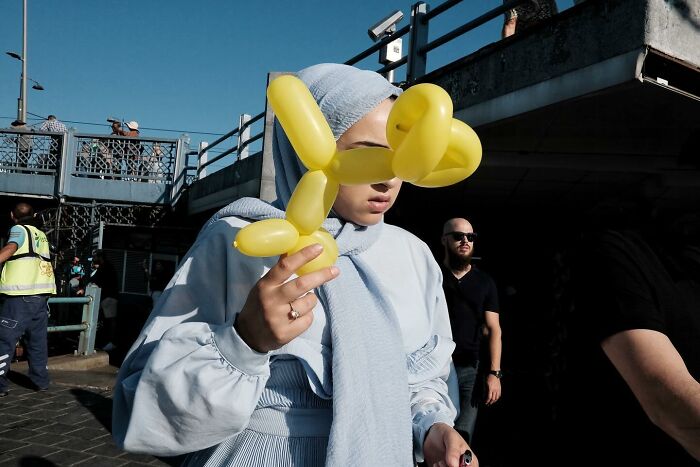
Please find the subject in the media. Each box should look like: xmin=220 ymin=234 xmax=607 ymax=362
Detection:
xmin=77 ymin=284 xmax=101 ymax=355
xmin=58 ymin=128 xmax=77 ymax=198
xmin=170 ymin=134 xmax=190 ymax=202
xmin=238 ymin=114 xmax=251 ymax=160
xmin=197 ymin=141 xmax=209 ymax=177
xmin=407 ymin=1 xmax=429 ymax=83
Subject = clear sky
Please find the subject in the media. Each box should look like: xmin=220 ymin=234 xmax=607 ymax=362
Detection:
xmin=1 ymin=0 xmax=574 ymax=160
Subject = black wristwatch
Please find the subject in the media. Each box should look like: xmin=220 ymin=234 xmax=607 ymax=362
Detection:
xmin=488 ymin=370 xmax=503 ymax=379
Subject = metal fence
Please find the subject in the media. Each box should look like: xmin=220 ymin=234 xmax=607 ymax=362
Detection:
xmin=0 ymin=130 xmax=62 ymax=175
xmin=187 ymin=111 xmax=265 ymax=182
xmin=47 ymin=284 xmax=101 ymax=356
xmin=72 ymin=133 xmax=177 ymax=183
xmin=0 ymin=128 xmax=185 ymax=185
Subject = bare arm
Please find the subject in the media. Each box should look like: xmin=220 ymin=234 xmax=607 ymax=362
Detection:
xmin=0 ymin=243 xmax=18 ymax=266
xmin=484 ymin=310 xmax=502 ymax=405
xmin=602 ymin=329 xmax=700 ymax=460
xmin=502 ymin=9 xmax=517 ymax=38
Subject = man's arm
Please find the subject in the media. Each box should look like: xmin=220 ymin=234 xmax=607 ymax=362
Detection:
xmin=602 ymin=328 xmax=700 ymax=460
xmin=484 ymin=310 xmax=502 ymax=405
xmin=0 ymin=242 xmax=18 ymax=266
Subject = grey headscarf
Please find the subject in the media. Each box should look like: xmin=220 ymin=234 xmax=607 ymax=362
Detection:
xmin=210 ymin=63 xmax=413 ymax=465
xmin=271 ymin=63 xmax=402 ymax=209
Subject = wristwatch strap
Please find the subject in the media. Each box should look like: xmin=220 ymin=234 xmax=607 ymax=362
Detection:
xmin=488 ymin=370 xmax=503 ymax=379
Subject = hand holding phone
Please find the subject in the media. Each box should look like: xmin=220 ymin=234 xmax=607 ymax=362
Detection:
xmin=459 ymin=449 xmax=472 ymax=466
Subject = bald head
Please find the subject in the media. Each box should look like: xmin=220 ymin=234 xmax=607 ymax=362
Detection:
xmin=443 ymin=218 xmax=473 ymax=235
xmin=441 ymin=217 xmax=477 ymax=271
xmin=12 ymin=202 xmax=33 ymax=222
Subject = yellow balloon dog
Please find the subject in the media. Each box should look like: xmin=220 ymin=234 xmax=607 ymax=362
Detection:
xmin=233 ymin=75 xmax=482 ymax=275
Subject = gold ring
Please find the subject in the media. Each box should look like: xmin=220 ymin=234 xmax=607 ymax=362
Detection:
xmin=289 ymin=304 xmax=300 ymax=320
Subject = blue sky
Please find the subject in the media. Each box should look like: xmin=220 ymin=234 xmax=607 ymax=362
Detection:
xmin=1 ymin=0 xmax=574 ymax=159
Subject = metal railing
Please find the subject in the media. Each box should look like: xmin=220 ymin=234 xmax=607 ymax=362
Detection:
xmin=346 ymin=0 xmax=530 ymax=81
xmin=0 ymin=129 xmax=63 ymax=175
xmin=71 ymin=133 xmax=178 ymax=183
xmin=184 ymin=0 xmax=532 ymax=187
xmin=188 ymin=111 xmax=265 ymax=181
xmin=0 ymin=128 xmax=191 ymax=204
xmin=47 ymin=284 xmax=101 ymax=356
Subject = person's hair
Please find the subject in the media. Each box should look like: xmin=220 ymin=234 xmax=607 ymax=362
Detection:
xmin=91 ymin=251 xmax=105 ymax=267
xmin=12 ymin=202 xmax=34 ymax=221
xmin=47 ymin=115 xmax=56 ymax=120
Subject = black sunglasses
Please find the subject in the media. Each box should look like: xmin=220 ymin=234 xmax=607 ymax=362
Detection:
xmin=444 ymin=231 xmax=477 ymax=242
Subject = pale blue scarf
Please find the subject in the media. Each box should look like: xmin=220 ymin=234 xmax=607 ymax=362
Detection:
xmin=209 ymin=64 xmax=413 ymax=465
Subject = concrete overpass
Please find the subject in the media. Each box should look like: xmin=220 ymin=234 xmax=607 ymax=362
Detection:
xmin=185 ymin=0 xmax=700 ymax=232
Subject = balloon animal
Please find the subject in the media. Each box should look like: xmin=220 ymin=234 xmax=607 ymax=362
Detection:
xmin=234 ymin=75 xmax=482 ymax=275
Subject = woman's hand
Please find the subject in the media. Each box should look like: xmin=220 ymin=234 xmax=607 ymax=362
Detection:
xmin=235 ymin=243 xmax=339 ymax=352
xmin=423 ymin=423 xmax=478 ymax=467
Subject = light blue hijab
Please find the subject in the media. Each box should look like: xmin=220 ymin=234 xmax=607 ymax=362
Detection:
xmin=210 ymin=63 xmax=412 ymax=466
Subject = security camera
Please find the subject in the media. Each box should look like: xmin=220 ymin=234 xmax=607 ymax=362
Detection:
xmin=368 ymin=10 xmax=404 ymax=41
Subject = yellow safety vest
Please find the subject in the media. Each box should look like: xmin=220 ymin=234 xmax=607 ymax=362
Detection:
xmin=0 ymin=224 xmax=56 ymax=296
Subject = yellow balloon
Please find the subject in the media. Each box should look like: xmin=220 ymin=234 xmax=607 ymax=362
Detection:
xmin=267 ymin=75 xmax=337 ymax=170
xmin=289 ymin=229 xmax=339 ymax=277
xmin=328 ymin=147 xmax=394 ymax=185
xmin=387 ymin=84 xmax=452 ymax=182
xmin=286 ymin=170 xmax=339 ymax=235
xmin=413 ymin=119 xmax=482 ymax=187
xmin=233 ymin=219 xmax=298 ymax=257
xmin=234 ymin=75 xmax=483 ymax=276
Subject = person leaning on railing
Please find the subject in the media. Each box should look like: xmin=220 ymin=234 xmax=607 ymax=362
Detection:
xmin=111 ymin=120 xmax=143 ymax=179
xmin=38 ymin=115 xmax=67 ymax=171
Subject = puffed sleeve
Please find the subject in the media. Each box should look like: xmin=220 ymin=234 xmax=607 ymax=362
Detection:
xmin=112 ymin=218 xmax=274 ymax=456
xmin=407 ymin=243 xmax=458 ymax=462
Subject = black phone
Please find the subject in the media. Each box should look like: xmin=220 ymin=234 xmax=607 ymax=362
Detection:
xmin=459 ymin=449 xmax=473 ymax=466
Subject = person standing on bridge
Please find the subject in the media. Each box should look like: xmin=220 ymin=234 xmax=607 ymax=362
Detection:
xmin=111 ymin=120 xmax=143 ymax=179
xmin=0 ymin=202 xmax=56 ymax=397
xmin=113 ymin=63 xmax=477 ymax=467
xmin=39 ymin=115 xmax=67 ymax=171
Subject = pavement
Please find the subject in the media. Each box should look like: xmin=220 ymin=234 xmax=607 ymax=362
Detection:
xmin=0 ymin=352 xmax=172 ymax=467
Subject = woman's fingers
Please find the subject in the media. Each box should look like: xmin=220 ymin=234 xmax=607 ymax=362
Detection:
xmin=264 ymin=243 xmax=324 ymax=285
xmin=279 ymin=264 xmax=339 ymax=303
xmin=288 ymin=291 xmax=320 ymax=320
xmin=235 ymin=243 xmax=340 ymax=353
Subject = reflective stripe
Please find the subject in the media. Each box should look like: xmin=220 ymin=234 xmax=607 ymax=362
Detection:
xmin=0 ymin=282 xmax=57 ymax=292
xmin=5 ymin=256 xmax=40 ymax=262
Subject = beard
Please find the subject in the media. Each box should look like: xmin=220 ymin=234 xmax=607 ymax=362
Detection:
xmin=446 ymin=248 xmax=473 ymax=270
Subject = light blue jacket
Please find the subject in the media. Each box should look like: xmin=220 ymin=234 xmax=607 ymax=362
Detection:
xmin=112 ymin=216 xmax=458 ymax=461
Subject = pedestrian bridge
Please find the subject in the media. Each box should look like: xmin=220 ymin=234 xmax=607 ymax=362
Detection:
xmin=0 ymin=129 xmax=190 ymax=205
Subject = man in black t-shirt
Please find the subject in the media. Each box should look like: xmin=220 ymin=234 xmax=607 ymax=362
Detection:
xmin=440 ymin=217 xmax=503 ymax=444
xmin=557 ymin=226 xmax=700 ymax=465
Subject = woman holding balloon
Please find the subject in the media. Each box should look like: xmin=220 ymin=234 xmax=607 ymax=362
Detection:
xmin=112 ymin=63 xmax=481 ymax=467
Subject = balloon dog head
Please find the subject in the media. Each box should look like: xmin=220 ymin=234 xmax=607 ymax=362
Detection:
xmin=234 ymin=66 xmax=482 ymax=275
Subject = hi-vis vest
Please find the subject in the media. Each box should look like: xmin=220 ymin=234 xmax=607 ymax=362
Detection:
xmin=0 ymin=224 xmax=56 ymax=296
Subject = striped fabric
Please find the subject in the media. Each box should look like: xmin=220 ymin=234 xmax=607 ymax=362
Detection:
xmin=182 ymin=358 xmax=331 ymax=467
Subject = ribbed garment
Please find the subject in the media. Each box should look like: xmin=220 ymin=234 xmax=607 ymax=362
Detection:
xmin=181 ymin=358 xmax=332 ymax=467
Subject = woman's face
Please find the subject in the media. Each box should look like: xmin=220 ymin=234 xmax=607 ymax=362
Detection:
xmin=333 ymin=98 xmax=402 ymax=226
